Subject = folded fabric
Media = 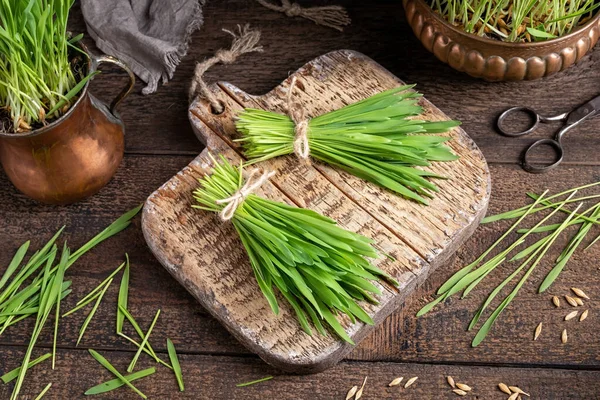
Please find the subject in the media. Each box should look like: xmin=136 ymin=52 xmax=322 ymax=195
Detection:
xmin=81 ymin=0 xmax=205 ymax=94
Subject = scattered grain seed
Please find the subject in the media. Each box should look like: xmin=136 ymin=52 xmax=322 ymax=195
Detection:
xmin=453 ymin=389 xmax=467 ymax=396
xmin=574 ymin=297 xmax=584 ymax=306
xmin=580 ymin=309 xmax=589 ymax=321
xmin=509 ymin=386 xmax=530 ymax=396
xmin=355 ymin=377 xmax=368 ymax=400
xmin=447 ymin=376 xmax=456 ymax=388
xmin=498 ymin=383 xmax=511 ymax=394
xmin=562 ymin=329 xmax=568 ymax=344
xmin=534 ymin=322 xmax=542 ymax=340
xmin=345 ymin=385 xmax=358 ymax=400
xmin=565 ymin=311 xmax=579 ymax=321
xmin=404 ymin=376 xmax=418 ymax=388
xmin=508 ymin=393 xmax=519 ymax=400
xmin=565 ymin=295 xmax=578 ymax=307
xmin=388 ymin=377 xmax=403 ymax=387
xmin=571 ymin=287 xmax=590 ymax=299
xmin=552 ymin=296 xmax=560 ymax=307
xmin=455 ymin=383 xmax=471 ymax=391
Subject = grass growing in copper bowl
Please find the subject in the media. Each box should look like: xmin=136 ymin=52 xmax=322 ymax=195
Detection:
xmin=430 ymin=0 xmax=600 ymax=42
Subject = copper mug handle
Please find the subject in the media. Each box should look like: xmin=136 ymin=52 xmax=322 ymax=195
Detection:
xmin=89 ymin=53 xmax=136 ymax=115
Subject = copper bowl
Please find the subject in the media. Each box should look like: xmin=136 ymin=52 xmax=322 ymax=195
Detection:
xmin=403 ymin=0 xmax=600 ymax=81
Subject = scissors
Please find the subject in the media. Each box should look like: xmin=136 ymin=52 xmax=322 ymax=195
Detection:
xmin=497 ymin=94 xmax=600 ymax=173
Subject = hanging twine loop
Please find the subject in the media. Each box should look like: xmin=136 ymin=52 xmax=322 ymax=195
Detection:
xmin=286 ymin=76 xmax=311 ymax=161
xmin=189 ymin=24 xmax=263 ymax=112
xmin=255 ymin=0 xmax=351 ymax=31
xmin=215 ymin=169 xmax=276 ymax=221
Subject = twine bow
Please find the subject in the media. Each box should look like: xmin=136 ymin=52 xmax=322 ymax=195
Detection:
xmin=189 ymin=25 xmax=263 ymax=112
xmin=286 ymin=76 xmax=311 ymax=161
xmin=215 ymin=169 xmax=276 ymax=221
xmin=255 ymin=0 xmax=351 ymax=31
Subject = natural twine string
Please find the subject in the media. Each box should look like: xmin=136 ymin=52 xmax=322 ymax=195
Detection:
xmin=286 ymin=76 xmax=311 ymax=161
xmin=189 ymin=24 xmax=263 ymax=112
xmin=255 ymin=0 xmax=351 ymax=31
xmin=215 ymin=169 xmax=276 ymax=221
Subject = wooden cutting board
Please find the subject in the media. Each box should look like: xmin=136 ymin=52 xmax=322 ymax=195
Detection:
xmin=142 ymin=50 xmax=491 ymax=373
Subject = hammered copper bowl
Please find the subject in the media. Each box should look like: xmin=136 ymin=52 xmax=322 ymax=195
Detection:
xmin=403 ymin=0 xmax=600 ymax=81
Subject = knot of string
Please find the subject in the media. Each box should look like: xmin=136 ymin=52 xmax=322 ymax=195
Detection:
xmin=215 ymin=169 xmax=276 ymax=221
xmin=255 ymin=0 xmax=351 ymax=32
xmin=189 ymin=25 xmax=263 ymax=113
xmin=286 ymin=76 xmax=310 ymax=161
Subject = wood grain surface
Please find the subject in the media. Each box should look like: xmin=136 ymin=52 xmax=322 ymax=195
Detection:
xmin=142 ymin=49 xmax=489 ymax=372
xmin=0 ymin=0 xmax=599 ymax=398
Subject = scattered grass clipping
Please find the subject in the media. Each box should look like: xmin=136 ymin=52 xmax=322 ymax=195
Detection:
xmin=417 ymin=182 xmax=600 ymax=346
xmin=193 ymin=156 xmax=398 ymax=343
xmin=236 ymin=85 xmax=460 ymax=204
xmin=88 ymin=349 xmax=147 ymax=399
xmin=167 ymin=338 xmax=184 ymax=391
xmin=236 ymin=376 xmax=274 ymax=387
xmin=85 ymin=367 xmax=156 ymax=396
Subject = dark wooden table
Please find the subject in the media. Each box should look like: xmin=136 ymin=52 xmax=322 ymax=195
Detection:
xmin=2 ymin=1 xmax=600 ymax=398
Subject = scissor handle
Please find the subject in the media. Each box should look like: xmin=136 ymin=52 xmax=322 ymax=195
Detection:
xmin=498 ymin=106 xmax=543 ymax=137
xmin=522 ymin=138 xmax=564 ymax=174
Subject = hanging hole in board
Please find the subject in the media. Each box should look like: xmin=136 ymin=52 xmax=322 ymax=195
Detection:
xmin=210 ymin=100 xmax=226 ymax=115
xmin=497 ymin=107 xmax=539 ymax=137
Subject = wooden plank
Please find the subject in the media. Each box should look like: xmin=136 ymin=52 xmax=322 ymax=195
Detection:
xmin=0 ymin=347 xmax=598 ymax=399
xmin=143 ymin=50 xmax=489 ymax=372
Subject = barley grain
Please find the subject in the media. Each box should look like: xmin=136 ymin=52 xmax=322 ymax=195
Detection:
xmin=453 ymin=389 xmax=467 ymax=396
xmin=565 ymin=311 xmax=579 ymax=321
xmin=571 ymin=287 xmax=590 ymax=299
xmin=404 ymin=377 xmax=418 ymax=388
xmin=498 ymin=383 xmax=511 ymax=394
xmin=355 ymin=377 xmax=368 ymax=400
xmin=552 ymin=296 xmax=560 ymax=307
xmin=562 ymin=329 xmax=568 ymax=344
xmin=456 ymin=383 xmax=471 ymax=391
xmin=565 ymin=295 xmax=578 ymax=307
xmin=447 ymin=376 xmax=455 ymax=388
xmin=534 ymin=322 xmax=542 ymax=340
xmin=345 ymin=386 xmax=358 ymax=400
xmin=580 ymin=309 xmax=589 ymax=321
xmin=388 ymin=377 xmax=403 ymax=387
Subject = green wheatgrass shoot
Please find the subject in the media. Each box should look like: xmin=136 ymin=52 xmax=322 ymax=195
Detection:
xmin=193 ymin=156 xmax=399 ymax=343
xmin=418 ymin=182 xmax=600 ymax=346
xmin=236 ymin=85 xmax=460 ymax=205
xmin=167 ymin=338 xmax=184 ymax=392
xmin=430 ymin=0 xmax=600 ymax=42
xmin=88 ymin=349 xmax=147 ymax=399
xmin=0 ymin=0 xmax=96 ymax=132
xmin=236 ymin=376 xmax=274 ymax=387
xmin=33 ymin=382 xmax=52 ymax=400
xmin=84 ymin=367 xmax=156 ymax=396
xmin=0 ymin=205 xmax=141 ymax=399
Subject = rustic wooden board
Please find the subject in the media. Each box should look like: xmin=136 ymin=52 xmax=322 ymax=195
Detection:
xmin=141 ymin=50 xmax=490 ymax=373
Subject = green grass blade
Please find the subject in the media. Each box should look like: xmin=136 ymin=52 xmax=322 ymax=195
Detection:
xmin=117 ymin=255 xmax=130 ymax=334
xmin=236 ymin=376 xmax=273 ymax=387
xmin=84 ymin=367 xmax=155 ymax=395
xmin=1 ymin=353 xmax=51 ymax=383
xmin=167 ymin=338 xmax=184 ymax=391
xmin=0 ymin=241 xmax=30 ymax=291
xmin=33 ymin=382 xmax=52 ymax=400
xmin=88 ymin=349 xmax=147 ymax=399
xmin=77 ymin=278 xmax=113 ymax=346
xmin=127 ymin=309 xmax=160 ymax=373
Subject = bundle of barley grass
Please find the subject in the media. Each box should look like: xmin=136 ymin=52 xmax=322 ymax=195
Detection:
xmin=192 ymin=157 xmax=398 ymax=343
xmin=235 ymin=85 xmax=460 ymax=205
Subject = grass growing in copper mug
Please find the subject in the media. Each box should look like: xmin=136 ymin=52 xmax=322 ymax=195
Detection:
xmin=429 ymin=0 xmax=600 ymax=42
xmin=236 ymin=85 xmax=460 ymax=205
xmin=0 ymin=0 xmax=97 ymax=132
xmin=193 ymin=156 xmax=398 ymax=343
xmin=418 ymin=182 xmax=600 ymax=346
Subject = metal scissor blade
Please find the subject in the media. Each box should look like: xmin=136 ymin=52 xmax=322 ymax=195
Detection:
xmin=566 ymin=95 xmax=600 ymax=124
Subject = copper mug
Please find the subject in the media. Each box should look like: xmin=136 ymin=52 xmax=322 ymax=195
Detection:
xmin=0 ymin=51 xmax=135 ymax=204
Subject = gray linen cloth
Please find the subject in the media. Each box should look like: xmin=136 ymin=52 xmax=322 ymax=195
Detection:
xmin=81 ymin=0 xmax=205 ymax=94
